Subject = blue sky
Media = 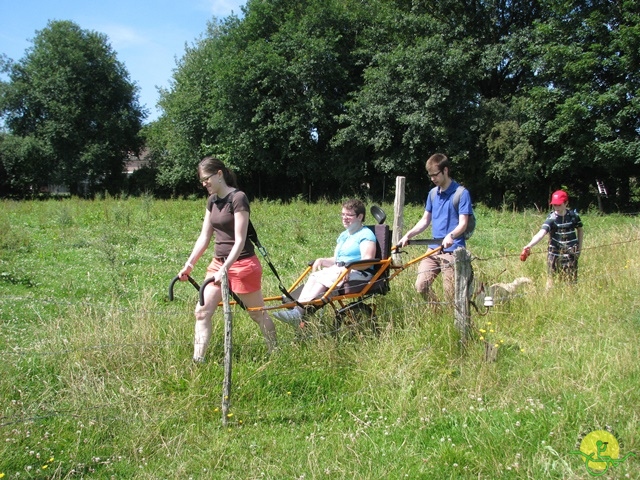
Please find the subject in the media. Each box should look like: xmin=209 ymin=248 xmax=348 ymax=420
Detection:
xmin=0 ymin=0 xmax=246 ymax=123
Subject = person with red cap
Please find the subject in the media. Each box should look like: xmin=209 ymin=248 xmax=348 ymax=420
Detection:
xmin=521 ymin=190 xmax=584 ymax=289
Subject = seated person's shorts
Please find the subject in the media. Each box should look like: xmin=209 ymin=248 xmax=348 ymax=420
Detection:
xmin=311 ymin=265 xmax=372 ymax=289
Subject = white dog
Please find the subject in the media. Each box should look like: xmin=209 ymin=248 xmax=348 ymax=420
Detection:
xmin=475 ymin=277 xmax=532 ymax=305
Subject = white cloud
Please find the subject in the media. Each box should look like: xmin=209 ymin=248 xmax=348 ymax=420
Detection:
xmin=200 ymin=0 xmax=246 ymax=18
xmin=98 ymin=24 xmax=150 ymax=50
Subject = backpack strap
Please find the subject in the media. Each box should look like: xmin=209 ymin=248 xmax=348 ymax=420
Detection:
xmin=430 ymin=185 xmax=465 ymax=213
xmin=452 ymin=185 xmax=466 ymax=212
xmin=429 ymin=186 xmax=438 ymax=207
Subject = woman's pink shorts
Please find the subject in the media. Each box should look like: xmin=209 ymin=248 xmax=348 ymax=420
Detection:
xmin=206 ymin=255 xmax=263 ymax=294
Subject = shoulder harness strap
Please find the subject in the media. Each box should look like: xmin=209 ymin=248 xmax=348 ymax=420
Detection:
xmin=227 ymin=191 xmax=296 ymax=303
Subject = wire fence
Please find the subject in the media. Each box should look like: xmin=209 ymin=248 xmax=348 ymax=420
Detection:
xmin=2 ymin=236 xmax=639 ymax=356
xmin=1 ymin=237 xmax=639 ymax=428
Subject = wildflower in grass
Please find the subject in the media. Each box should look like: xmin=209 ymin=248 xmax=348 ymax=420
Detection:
xmin=0 ymin=473 xmax=5 ymax=478
xmin=477 ymin=316 xmax=516 ymax=360
xmin=227 ymin=413 xmax=233 ymax=418
xmin=42 ymin=465 xmax=48 ymax=470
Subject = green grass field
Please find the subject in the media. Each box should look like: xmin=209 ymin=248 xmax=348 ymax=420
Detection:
xmin=1 ymin=197 xmax=638 ymax=479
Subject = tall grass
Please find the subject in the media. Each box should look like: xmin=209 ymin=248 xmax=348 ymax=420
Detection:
xmin=1 ymin=197 xmax=638 ymax=479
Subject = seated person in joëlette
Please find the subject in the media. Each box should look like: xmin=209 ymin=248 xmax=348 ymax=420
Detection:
xmin=272 ymin=199 xmax=377 ymax=326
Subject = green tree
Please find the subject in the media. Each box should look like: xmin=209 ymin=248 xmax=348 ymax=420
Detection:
xmin=153 ymin=0 xmax=377 ymax=199
xmin=0 ymin=133 xmax=51 ymax=196
xmin=514 ymin=0 xmax=640 ymax=207
xmin=335 ymin=0 xmax=547 ymax=202
xmin=225 ymin=0 xmax=367 ymax=197
xmin=335 ymin=32 xmax=480 ymax=190
xmin=148 ymin=0 xmax=640 ymax=208
xmin=0 ymin=20 xmax=145 ymax=197
xmin=152 ymin=18 xmax=237 ymax=196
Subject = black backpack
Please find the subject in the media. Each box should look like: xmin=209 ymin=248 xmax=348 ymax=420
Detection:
xmin=430 ymin=185 xmax=476 ymax=239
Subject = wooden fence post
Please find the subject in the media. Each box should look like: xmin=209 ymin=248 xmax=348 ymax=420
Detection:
xmin=454 ymin=248 xmax=472 ymax=347
xmin=392 ymin=176 xmax=405 ymax=265
xmin=221 ymin=271 xmax=233 ymax=426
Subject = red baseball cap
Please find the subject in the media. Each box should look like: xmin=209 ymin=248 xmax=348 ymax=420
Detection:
xmin=550 ymin=190 xmax=569 ymax=205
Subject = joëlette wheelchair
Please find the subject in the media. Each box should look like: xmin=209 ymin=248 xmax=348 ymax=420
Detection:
xmin=169 ymin=206 xmax=443 ymax=335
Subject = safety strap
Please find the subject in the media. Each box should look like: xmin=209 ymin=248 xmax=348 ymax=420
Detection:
xmin=223 ymin=190 xmax=296 ymax=304
xmin=247 ymin=222 xmax=298 ymax=303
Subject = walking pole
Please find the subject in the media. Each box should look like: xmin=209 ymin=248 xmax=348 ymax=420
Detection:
xmin=221 ymin=270 xmax=233 ymax=426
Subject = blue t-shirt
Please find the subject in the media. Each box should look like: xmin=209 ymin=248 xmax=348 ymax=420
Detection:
xmin=335 ymin=226 xmax=376 ymax=263
xmin=426 ymin=180 xmax=473 ymax=252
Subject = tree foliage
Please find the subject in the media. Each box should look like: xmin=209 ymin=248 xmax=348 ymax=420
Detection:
xmin=150 ymin=0 xmax=639 ymax=208
xmin=155 ymin=0 xmax=377 ymax=199
xmin=523 ymin=0 xmax=640 ymax=205
xmin=7 ymin=2 xmax=630 ymax=209
xmin=0 ymin=20 xmax=145 ymax=197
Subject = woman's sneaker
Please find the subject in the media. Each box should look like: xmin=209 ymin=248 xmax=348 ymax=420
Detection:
xmin=272 ymin=308 xmax=303 ymax=326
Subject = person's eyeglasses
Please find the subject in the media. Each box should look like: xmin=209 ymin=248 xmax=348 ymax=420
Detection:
xmin=199 ymin=173 xmax=215 ymax=183
xmin=341 ymin=212 xmax=356 ymax=218
xmin=428 ymin=170 xmax=443 ymax=179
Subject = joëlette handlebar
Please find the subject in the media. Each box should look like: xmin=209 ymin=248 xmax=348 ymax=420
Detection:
xmin=168 ymin=275 xmax=200 ymax=301
xmin=199 ymin=277 xmax=215 ymax=306
xmin=392 ymin=238 xmax=444 ymax=252
xmin=199 ymin=276 xmax=246 ymax=309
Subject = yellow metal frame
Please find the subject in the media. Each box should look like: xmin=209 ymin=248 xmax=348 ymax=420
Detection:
xmin=241 ymin=245 xmax=444 ymax=314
